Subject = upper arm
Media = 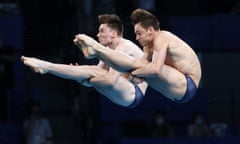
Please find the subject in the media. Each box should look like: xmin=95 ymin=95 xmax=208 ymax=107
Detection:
xmin=151 ymin=36 xmax=168 ymax=70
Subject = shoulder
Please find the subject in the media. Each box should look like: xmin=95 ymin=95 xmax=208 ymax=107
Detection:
xmin=117 ymin=38 xmax=143 ymax=57
xmin=160 ymin=30 xmax=174 ymax=36
xmin=158 ymin=30 xmax=179 ymax=41
xmin=119 ymin=38 xmax=139 ymax=49
xmin=155 ymin=30 xmax=184 ymax=47
xmin=159 ymin=30 xmax=184 ymax=42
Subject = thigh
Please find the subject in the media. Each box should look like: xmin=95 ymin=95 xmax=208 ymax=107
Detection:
xmin=145 ymin=64 xmax=187 ymax=99
xmin=160 ymin=64 xmax=186 ymax=86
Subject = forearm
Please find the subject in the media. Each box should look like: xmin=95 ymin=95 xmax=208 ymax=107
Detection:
xmin=131 ymin=63 xmax=159 ymax=78
xmin=132 ymin=48 xmax=165 ymax=78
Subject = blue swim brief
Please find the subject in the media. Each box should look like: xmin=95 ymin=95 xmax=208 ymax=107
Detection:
xmin=127 ymin=83 xmax=144 ymax=108
xmin=174 ymin=75 xmax=197 ymax=103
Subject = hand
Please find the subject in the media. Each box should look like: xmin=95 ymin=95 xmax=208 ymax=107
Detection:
xmin=128 ymin=74 xmax=144 ymax=84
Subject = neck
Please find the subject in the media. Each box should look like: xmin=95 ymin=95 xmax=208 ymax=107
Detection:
xmin=153 ymin=30 xmax=161 ymax=37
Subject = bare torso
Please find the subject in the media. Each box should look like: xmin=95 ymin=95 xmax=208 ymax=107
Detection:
xmin=144 ymin=31 xmax=201 ymax=100
xmin=162 ymin=31 xmax=201 ymax=85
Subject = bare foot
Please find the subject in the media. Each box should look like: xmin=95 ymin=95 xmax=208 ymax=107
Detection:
xmin=21 ymin=56 xmax=50 ymax=74
xmin=73 ymin=34 xmax=97 ymax=59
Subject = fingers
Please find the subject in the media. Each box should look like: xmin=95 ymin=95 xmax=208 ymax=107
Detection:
xmin=133 ymin=77 xmax=144 ymax=84
xmin=128 ymin=74 xmax=144 ymax=84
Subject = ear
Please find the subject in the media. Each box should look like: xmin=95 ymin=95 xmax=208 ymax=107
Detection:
xmin=146 ymin=27 xmax=154 ymax=37
xmin=148 ymin=26 xmax=155 ymax=33
xmin=111 ymin=30 xmax=118 ymax=38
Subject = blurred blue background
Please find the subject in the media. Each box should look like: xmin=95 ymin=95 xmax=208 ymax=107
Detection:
xmin=0 ymin=0 xmax=240 ymax=144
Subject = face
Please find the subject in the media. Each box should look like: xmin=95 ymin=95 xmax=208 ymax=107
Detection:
xmin=97 ymin=24 xmax=114 ymax=46
xmin=134 ymin=23 xmax=152 ymax=47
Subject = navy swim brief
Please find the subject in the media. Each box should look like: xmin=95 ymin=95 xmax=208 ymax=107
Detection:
xmin=174 ymin=75 xmax=197 ymax=103
xmin=127 ymin=83 xmax=144 ymax=108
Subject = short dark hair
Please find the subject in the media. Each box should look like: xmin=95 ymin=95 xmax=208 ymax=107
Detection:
xmin=131 ymin=8 xmax=160 ymax=30
xmin=98 ymin=14 xmax=123 ymax=36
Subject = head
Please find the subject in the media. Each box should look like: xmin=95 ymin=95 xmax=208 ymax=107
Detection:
xmin=130 ymin=8 xmax=160 ymax=46
xmin=97 ymin=14 xmax=123 ymax=46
